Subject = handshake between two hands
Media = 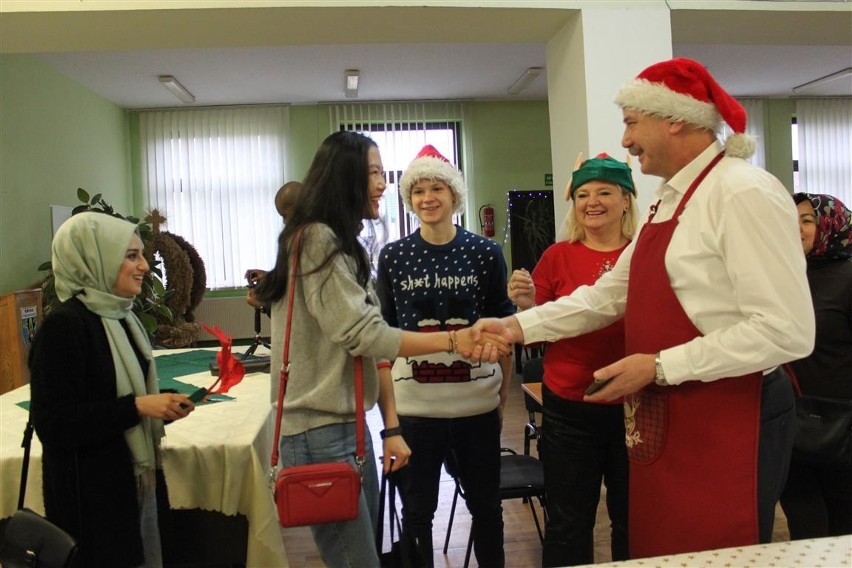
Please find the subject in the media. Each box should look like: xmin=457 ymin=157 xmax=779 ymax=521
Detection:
xmin=457 ymin=317 xmax=519 ymax=364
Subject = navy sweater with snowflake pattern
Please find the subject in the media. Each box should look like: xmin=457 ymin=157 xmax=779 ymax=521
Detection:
xmin=376 ymin=226 xmax=515 ymax=418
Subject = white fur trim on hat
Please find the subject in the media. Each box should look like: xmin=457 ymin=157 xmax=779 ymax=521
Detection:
xmin=616 ymin=78 xmax=721 ymax=132
xmin=398 ymin=156 xmax=466 ymax=214
xmin=616 ymin=78 xmax=756 ymax=159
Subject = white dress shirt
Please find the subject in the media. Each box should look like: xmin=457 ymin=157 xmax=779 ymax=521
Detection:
xmin=516 ymin=142 xmax=815 ymax=385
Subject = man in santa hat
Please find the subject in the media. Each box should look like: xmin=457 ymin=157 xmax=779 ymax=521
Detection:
xmin=376 ymin=145 xmax=514 ymax=567
xmin=474 ymin=57 xmax=814 ymax=558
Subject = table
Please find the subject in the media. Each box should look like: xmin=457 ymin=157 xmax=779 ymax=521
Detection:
xmin=585 ymin=535 xmax=851 ymax=567
xmin=521 ymin=381 xmax=543 ymax=406
xmin=0 ymin=347 xmax=288 ymax=568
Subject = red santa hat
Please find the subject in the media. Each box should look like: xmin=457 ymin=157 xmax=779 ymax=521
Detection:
xmin=615 ymin=57 xmax=755 ymax=159
xmin=398 ymin=145 xmax=466 ymax=213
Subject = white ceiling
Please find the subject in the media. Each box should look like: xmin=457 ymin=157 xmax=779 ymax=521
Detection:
xmin=1 ymin=4 xmax=850 ymax=109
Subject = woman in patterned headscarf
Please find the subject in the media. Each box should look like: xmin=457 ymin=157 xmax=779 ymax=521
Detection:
xmin=781 ymin=193 xmax=852 ymax=540
xmin=29 ymin=211 xmax=196 ymax=567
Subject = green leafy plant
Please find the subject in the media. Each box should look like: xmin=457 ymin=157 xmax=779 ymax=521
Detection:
xmin=37 ymin=188 xmax=174 ymax=337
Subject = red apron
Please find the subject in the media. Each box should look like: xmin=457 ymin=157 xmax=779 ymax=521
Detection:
xmin=623 ymin=152 xmax=763 ymax=558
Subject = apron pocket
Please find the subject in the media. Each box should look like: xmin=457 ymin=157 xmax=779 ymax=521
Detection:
xmin=625 ymin=387 xmax=668 ymax=465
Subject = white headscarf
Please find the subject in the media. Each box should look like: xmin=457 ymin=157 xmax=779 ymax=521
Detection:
xmin=52 ymin=212 xmax=164 ymax=476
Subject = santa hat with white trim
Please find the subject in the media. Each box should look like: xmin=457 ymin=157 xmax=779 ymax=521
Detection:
xmin=615 ymin=57 xmax=755 ymax=159
xmin=398 ymin=145 xmax=466 ymax=213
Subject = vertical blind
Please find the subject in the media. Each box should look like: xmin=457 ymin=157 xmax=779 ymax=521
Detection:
xmin=720 ymin=98 xmax=766 ymax=168
xmin=796 ymin=98 xmax=852 ymax=205
xmin=329 ymin=102 xmax=465 ymax=258
xmin=138 ymin=106 xmax=290 ymax=289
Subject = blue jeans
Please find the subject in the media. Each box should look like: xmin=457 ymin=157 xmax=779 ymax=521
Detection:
xmin=397 ymin=410 xmax=504 ymax=568
xmin=540 ymin=385 xmax=629 ymax=567
xmin=279 ymin=421 xmax=380 ymax=568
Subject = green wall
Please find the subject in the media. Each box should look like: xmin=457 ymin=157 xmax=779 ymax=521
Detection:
xmin=464 ymin=101 xmax=552 ymax=266
xmin=0 ymin=54 xmax=131 ymax=295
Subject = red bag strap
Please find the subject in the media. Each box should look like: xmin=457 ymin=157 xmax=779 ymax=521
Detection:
xmin=269 ymin=226 xmax=366 ymax=472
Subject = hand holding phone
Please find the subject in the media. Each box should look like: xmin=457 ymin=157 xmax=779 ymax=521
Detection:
xmin=585 ymin=377 xmax=614 ymax=396
xmin=179 ymin=388 xmax=208 ymax=409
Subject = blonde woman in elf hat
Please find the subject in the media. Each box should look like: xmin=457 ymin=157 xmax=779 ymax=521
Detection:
xmin=473 ymin=57 xmax=814 ymax=559
xmin=781 ymin=193 xmax=852 ymax=540
xmin=508 ymin=153 xmax=636 ymax=566
xmin=375 ymin=145 xmax=515 ymax=567
xmin=29 ymin=212 xmax=197 ymax=568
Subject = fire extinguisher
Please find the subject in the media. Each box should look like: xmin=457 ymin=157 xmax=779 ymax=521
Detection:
xmin=479 ymin=204 xmax=495 ymax=238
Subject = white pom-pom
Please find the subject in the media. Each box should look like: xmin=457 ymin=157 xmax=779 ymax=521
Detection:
xmin=724 ymin=133 xmax=756 ymax=159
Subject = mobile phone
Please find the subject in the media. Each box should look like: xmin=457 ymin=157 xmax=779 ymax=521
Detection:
xmin=585 ymin=377 xmax=614 ymax=396
xmin=180 ymin=387 xmax=208 ymax=409
xmin=188 ymin=387 xmax=208 ymax=403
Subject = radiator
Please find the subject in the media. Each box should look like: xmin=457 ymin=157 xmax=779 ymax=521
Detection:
xmin=194 ymin=296 xmax=271 ymax=341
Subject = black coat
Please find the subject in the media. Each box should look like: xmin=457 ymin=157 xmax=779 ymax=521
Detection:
xmin=29 ymin=298 xmax=147 ymax=567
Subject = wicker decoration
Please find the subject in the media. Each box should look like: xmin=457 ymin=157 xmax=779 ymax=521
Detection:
xmin=155 ymin=321 xmax=203 ymax=349
xmin=152 ymin=231 xmax=193 ymax=319
xmin=145 ymin=209 xmax=206 ymax=347
xmin=164 ymin=232 xmax=207 ymax=322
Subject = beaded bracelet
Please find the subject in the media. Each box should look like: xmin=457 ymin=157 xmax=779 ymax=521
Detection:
xmin=448 ymin=330 xmax=458 ymax=354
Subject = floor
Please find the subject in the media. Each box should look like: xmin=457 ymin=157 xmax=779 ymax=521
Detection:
xmin=279 ymin=360 xmax=792 ymax=567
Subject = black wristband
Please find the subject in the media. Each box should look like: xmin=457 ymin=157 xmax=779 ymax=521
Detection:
xmin=380 ymin=426 xmax=403 ymax=439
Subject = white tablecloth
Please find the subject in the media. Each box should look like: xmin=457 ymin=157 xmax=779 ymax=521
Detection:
xmin=587 ymin=536 xmax=851 ymax=567
xmin=0 ymin=347 xmax=288 ymax=568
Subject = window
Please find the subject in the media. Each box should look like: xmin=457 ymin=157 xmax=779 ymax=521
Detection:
xmin=138 ymin=106 xmax=290 ymax=289
xmin=795 ymin=99 xmax=852 ymax=205
xmin=331 ymin=102 xmax=466 ymax=267
xmin=791 ymin=117 xmax=799 ymax=191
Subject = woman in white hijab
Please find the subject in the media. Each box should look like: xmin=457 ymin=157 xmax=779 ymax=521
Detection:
xmin=29 ymin=212 xmax=195 ymax=568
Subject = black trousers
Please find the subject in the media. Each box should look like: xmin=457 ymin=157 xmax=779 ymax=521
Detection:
xmin=757 ymin=366 xmax=797 ymax=543
xmin=540 ymin=385 xmax=629 ymax=567
xmin=396 ymin=410 xmax=504 ymax=568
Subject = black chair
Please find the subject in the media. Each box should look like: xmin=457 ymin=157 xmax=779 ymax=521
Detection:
xmin=522 ymin=356 xmax=544 ymax=456
xmin=443 ymin=448 xmax=547 ymax=568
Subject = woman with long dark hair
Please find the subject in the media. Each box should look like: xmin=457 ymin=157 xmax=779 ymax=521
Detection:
xmin=255 ymin=131 xmax=508 ymax=567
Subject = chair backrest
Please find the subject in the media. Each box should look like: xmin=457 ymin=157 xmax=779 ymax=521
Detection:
xmin=521 ymin=356 xmax=544 ymax=414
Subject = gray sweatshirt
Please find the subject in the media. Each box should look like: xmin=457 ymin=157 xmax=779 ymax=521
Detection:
xmin=269 ymin=223 xmax=402 ymax=435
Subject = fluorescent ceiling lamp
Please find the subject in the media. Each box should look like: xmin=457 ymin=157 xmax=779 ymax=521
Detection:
xmin=507 ymin=67 xmax=543 ymax=95
xmin=345 ymin=69 xmax=360 ymax=98
xmin=159 ymin=75 xmax=196 ymax=104
xmin=792 ymin=67 xmax=852 ymax=93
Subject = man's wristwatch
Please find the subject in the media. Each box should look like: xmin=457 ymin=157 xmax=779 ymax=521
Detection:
xmin=654 ymin=353 xmax=669 ymax=386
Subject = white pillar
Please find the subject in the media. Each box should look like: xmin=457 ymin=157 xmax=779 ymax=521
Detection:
xmin=546 ymin=6 xmax=672 ymax=227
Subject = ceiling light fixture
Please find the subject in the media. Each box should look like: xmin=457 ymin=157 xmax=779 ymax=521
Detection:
xmin=792 ymin=67 xmax=852 ymax=93
xmin=345 ymin=69 xmax=360 ymax=98
xmin=158 ymin=75 xmax=196 ymax=104
xmin=507 ymin=67 xmax=543 ymax=96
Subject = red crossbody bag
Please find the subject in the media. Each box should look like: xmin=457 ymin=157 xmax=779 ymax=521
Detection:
xmin=270 ymin=227 xmax=365 ymax=527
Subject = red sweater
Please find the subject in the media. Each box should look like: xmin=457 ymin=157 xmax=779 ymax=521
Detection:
xmin=533 ymin=240 xmax=628 ymax=403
